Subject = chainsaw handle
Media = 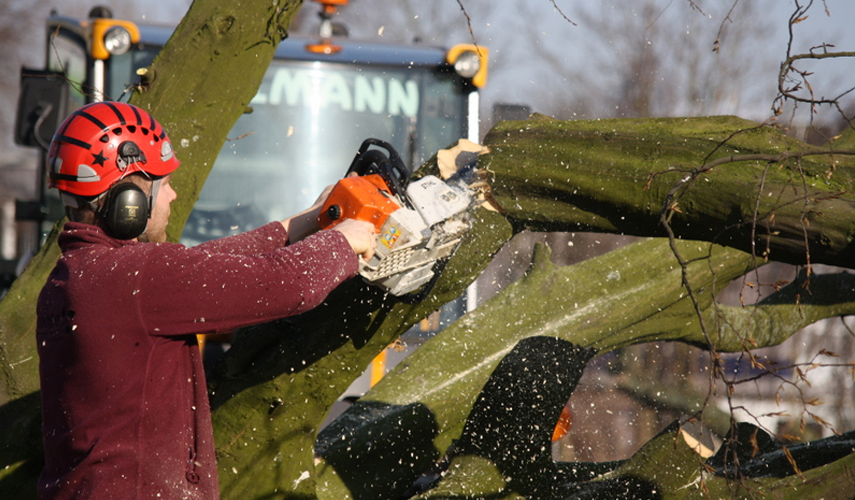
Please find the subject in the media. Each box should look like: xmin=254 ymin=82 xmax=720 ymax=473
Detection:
xmin=346 ymin=149 xmax=390 ymax=177
xmin=346 ymin=139 xmax=411 ymax=207
xmin=347 ymin=138 xmax=408 ymax=178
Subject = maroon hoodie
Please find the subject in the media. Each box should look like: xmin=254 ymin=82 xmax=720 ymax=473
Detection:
xmin=36 ymin=221 xmax=358 ymax=499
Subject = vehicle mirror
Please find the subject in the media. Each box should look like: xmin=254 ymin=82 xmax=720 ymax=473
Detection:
xmin=15 ymin=68 xmax=69 ymax=151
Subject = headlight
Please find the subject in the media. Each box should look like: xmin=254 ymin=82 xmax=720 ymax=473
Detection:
xmin=453 ymin=50 xmax=481 ymax=79
xmin=446 ymin=44 xmax=489 ymax=88
xmin=104 ymin=26 xmax=132 ymax=56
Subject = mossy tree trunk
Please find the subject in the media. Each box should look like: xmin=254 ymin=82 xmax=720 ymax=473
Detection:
xmin=484 ymin=114 xmax=855 ymax=268
xmin=2 ymin=2 xmax=855 ymax=499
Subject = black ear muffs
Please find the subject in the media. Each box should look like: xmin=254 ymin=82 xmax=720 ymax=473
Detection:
xmin=101 ymin=183 xmax=150 ymax=240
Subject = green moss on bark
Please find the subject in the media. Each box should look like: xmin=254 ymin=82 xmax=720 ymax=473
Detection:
xmin=483 ymin=115 xmax=855 ymax=267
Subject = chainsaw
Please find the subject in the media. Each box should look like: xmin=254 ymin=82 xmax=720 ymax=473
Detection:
xmin=318 ymin=138 xmax=476 ymax=301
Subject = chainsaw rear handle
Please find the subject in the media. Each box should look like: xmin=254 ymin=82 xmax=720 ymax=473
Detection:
xmin=346 ymin=138 xmax=411 ymax=208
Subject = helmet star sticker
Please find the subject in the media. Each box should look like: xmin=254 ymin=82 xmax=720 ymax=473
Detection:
xmin=91 ymin=149 xmax=109 ymax=167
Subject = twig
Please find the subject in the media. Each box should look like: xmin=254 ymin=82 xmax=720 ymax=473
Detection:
xmin=713 ymin=0 xmax=741 ymax=53
xmin=454 ymin=0 xmax=480 ymax=51
xmin=548 ymin=0 xmax=577 ymax=26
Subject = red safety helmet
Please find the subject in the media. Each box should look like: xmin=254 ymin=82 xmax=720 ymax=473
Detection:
xmin=48 ymin=101 xmax=180 ymax=198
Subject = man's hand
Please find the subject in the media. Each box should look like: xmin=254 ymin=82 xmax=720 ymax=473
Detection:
xmin=281 ymin=175 xmax=360 ymax=243
xmin=332 ymin=219 xmax=377 ymax=261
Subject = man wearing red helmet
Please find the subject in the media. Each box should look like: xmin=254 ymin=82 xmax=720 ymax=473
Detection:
xmin=36 ymin=101 xmax=376 ymax=499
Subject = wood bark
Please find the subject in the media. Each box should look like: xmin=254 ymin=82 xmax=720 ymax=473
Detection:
xmin=1 ymin=2 xmax=855 ymax=498
xmin=484 ymin=114 xmax=855 ymax=268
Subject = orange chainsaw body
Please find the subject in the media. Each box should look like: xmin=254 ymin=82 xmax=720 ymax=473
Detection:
xmin=318 ymin=174 xmax=402 ymax=231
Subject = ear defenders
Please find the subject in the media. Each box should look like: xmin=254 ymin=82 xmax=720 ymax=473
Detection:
xmin=97 ymin=140 xmax=156 ymax=240
xmin=101 ymin=183 xmax=151 ymax=240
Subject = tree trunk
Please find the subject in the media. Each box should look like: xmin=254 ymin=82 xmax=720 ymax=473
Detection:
xmin=485 ymin=114 xmax=855 ymax=267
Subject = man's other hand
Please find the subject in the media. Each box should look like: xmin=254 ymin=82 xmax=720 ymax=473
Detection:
xmin=332 ymin=219 xmax=377 ymax=261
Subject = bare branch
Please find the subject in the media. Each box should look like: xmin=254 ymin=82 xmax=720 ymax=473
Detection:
xmin=454 ymin=0 xmax=480 ymax=49
xmin=684 ymin=0 xmax=707 ymax=16
xmin=548 ymin=0 xmax=577 ymax=26
xmin=713 ymin=0 xmax=741 ymax=53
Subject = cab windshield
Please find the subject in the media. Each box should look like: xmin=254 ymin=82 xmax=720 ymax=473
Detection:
xmin=180 ymin=60 xmax=466 ymax=245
